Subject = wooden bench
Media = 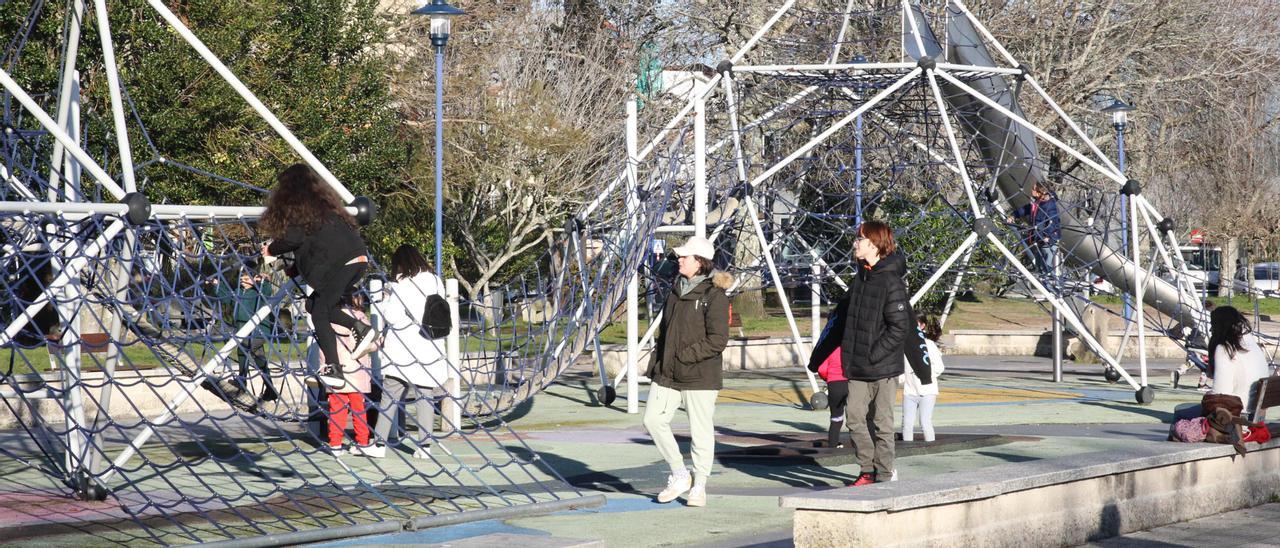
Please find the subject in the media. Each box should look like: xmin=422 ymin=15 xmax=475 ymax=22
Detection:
xmin=1248 ymin=374 xmax=1280 ymax=422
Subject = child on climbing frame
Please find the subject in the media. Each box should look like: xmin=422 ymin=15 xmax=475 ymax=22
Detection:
xmin=259 ymin=164 xmax=375 ymax=389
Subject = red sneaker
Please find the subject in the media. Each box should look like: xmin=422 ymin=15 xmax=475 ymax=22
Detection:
xmin=851 ymin=473 xmax=876 ymax=486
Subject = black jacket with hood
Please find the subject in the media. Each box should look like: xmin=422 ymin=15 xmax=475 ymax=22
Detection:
xmin=646 ymin=271 xmax=733 ymax=391
xmin=266 ymin=212 xmax=367 ymax=287
xmin=807 ymin=251 xmax=927 ymax=382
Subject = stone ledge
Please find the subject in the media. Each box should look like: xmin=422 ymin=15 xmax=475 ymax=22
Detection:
xmin=780 ymin=437 xmax=1280 ymax=513
xmin=781 ymin=436 xmax=1280 ymax=547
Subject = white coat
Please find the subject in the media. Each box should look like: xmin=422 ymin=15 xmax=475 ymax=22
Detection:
xmin=1210 ymin=334 xmax=1271 ymax=407
xmin=900 ymin=339 xmax=945 ymax=397
xmin=375 ymin=271 xmax=449 ymax=388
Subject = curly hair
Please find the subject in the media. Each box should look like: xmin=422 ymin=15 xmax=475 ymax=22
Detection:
xmin=258 ymin=164 xmax=355 ymax=238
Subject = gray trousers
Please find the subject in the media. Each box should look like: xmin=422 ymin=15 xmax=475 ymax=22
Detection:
xmin=373 ymin=376 xmax=443 ymax=446
xmin=846 ymin=377 xmax=898 ymax=476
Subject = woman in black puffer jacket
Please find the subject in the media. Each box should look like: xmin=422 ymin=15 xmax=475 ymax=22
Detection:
xmin=808 ymin=220 xmax=914 ymax=486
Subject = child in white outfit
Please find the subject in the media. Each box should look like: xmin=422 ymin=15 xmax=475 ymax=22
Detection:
xmin=900 ymin=314 xmax=944 ymax=442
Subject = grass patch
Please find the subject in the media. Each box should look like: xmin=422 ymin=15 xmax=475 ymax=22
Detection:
xmin=0 ymin=341 xmax=305 ymax=375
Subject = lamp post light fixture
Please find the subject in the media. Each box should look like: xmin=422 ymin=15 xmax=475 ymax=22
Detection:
xmin=413 ymin=0 xmax=465 ymax=275
xmin=1102 ymin=98 xmax=1134 ymax=133
xmin=1102 ymin=98 xmax=1136 ymax=319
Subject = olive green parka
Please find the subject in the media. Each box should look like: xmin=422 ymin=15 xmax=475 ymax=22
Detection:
xmin=646 ymin=271 xmax=733 ymax=391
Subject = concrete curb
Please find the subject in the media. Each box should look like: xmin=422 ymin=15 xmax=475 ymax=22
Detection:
xmin=782 ymin=437 xmax=1280 ymax=547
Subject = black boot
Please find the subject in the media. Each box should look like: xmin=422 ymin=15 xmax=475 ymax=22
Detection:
xmin=828 ymin=420 xmax=844 ymax=449
xmin=318 ymin=362 xmax=347 ymax=389
xmin=260 ymin=381 xmax=279 ymax=402
xmin=350 ymin=321 xmax=378 ymax=357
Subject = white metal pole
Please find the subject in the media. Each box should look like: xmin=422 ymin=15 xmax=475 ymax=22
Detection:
xmin=719 ymin=73 xmax=750 ymax=184
xmin=732 ymin=62 xmax=918 ymax=74
xmin=729 ymin=0 xmax=799 ymax=64
xmin=0 ymin=220 xmax=125 ymax=346
xmin=0 ymin=69 xmax=127 ymax=200
xmin=811 ymin=263 xmax=821 ymax=345
xmin=985 ymin=232 xmax=1141 ymax=390
xmin=627 ymin=275 xmax=639 ymax=413
xmin=45 ymin=0 xmax=87 ymax=202
xmin=142 ymin=0 xmax=353 ymax=202
xmin=743 ymin=195 xmax=819 ymax=393
xmin=829 ymin=0 xmax=859 ymax=63
xmin=750 ymin=69 xmax=921 ymax=189
xmin=939 ymin=244 xmax=977 ymax=328
xmin=935 ymin=70 xmax=1126 ymax=186
xmin=66 ymin=74 xmax=84 ymax=202
xmin=1131 ymin=194 xmax=1147 ymax=388
xmin=55 ymin=267 xmax=89 ymax=477
xmin=625 ymin=98 xmax=641 ymax=414
xmin=445 ymin=278 xmax=462 ymax=429
xmin=694 ymin=98 xmax=708 ymax=238
xmin=93 ymin=0 xmax=137 ymax=192
xmin=924 ymin=69 xmax=985 ymax=216
xmin=900 ymin=0 xmax=930 ymax=60
xmin=911 ymin=232 xmax=980 ymax=305
xmin=0 ymin=163 xmax=39 ymax=200
xmin=87 ymin=232 xmax=135 ymax=475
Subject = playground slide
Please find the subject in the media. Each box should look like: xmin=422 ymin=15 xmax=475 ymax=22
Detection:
xmin=907 ymin=3 xmax=1201 ymax=332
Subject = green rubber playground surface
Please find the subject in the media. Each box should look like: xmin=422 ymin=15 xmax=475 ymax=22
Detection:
xmin=1 ymin=358 xmax=1205 ymax=546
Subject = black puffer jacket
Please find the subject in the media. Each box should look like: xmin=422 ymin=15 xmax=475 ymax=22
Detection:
xmin=646 ymin=272 xmax=732 ymax=391
xmin=267 ymin=212 xmax=367 ymax=287
xmin=809 ymin=251 xmax=913 ymax=381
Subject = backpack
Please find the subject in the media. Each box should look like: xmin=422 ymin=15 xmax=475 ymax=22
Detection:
xmin=421 ymin=293 xmax=452 ymax=339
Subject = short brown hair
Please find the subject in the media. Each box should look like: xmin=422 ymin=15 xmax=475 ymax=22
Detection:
xmin=859 ymin=220 xmax=896 ymax=257
xmin=694 ymin=256 xmax=714 ymax=275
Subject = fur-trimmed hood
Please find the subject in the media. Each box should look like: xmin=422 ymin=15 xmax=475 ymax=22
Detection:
xmin=711 ymin=270 xmax=734 ymax=290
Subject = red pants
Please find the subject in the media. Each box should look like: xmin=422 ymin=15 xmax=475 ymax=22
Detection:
xmin=327 ymin=393 xmax=370 ymax=447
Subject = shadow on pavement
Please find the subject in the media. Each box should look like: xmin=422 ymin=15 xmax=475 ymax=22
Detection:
xmin=505 ymin=445 xmax=649 ymax=494
xmin=1078 ymin=400 xmax=1174 ymax=422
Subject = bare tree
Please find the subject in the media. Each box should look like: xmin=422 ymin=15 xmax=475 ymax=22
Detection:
xmin=970 ymin=0 xmax=1280 ymax=244
xmin=385 ymin=5 xmax=642 ymax=298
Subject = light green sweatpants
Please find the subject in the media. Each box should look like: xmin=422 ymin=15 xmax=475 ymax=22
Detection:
xmin=643 ymin=383 xmax=719 ymax=481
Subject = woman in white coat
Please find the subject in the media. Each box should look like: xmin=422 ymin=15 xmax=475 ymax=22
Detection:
xmin=360 ymin=244 xmax=449 ymax=459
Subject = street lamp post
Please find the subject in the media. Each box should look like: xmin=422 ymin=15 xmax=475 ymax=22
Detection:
xmin=1102 ymin=98 xmax=1135 ymax=322
xmin=853 ymin=54 xmax=866 ymax=227
xmin=413 ymin=0 xmax=465 ymax=276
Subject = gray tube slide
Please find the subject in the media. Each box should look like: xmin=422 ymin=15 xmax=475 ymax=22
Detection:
xmin=902 ymin=3 xmax=1199 ymax=331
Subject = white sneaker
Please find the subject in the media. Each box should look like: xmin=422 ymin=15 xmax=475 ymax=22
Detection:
xmin=657 ymin=471 xmax=691 ymax=503
xmin=413 ymin=446 xmax=432 ymax=459
xmin=352 ymin=444 xmax=385 ymax=458
xmin=686 ymin=478 xmax=707 ymax=507
xmin=326 ymin=445 xmax=346 ymax=457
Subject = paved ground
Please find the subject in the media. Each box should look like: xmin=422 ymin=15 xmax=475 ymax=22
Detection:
xmin=1085 ymin=503 xmax=1280 ymax=547
xmin=4 ymin=354 xmax=1277 ymax=547
xmin=315 ymin=355 xmax=1230 ymax=547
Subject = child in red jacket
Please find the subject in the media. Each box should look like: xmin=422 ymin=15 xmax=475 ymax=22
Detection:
xmin=818 ymin=348 xmax=848 ymax=448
